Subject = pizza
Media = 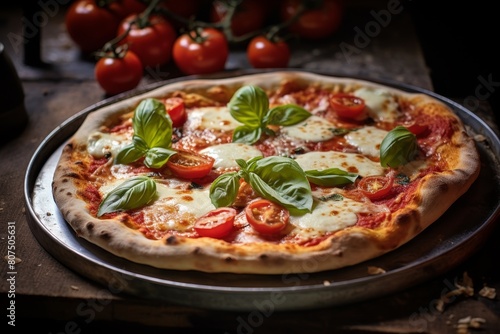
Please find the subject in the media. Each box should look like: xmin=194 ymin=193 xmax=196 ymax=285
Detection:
xmin=51 ymin=71 xmax=480 ymax=274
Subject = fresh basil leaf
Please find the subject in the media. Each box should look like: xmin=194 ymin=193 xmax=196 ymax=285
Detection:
xmin=133 ymin=98 xmax=172 ymax=148
xmin=228 ymin=85 xmax=269 ymax=128
xmin=97 ymin=176 xmax=157 ymax=217
xmin=209 ymin=172 xmax=240 ymax=208
xmin=265 ymin=104 xmax=311 ymax=126
xmin=144 ymin=147 xmax=176 ymax=169
xmin=232 ymin=125 xmax=262 ymax=144
xmin=115 ymin=143 xmax=145 ymax=165
xmin=380 ymin=126 xmax=418 ymax=167
xmin=305 ymin=168 xmax=359 ymax=187
xmin=245 ymin=156 xmax=313 ymax=215
xmin=318 ymin=193 xmax=344 ymax=201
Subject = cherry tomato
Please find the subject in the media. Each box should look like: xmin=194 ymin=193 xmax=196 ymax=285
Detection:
xmin=210 ymin=0 xmax=266 ymax=37
xmin=330 ymin=93 xmax=366 ymax=119
xmin=162 ymin=97 xmax=187 ymax=127
xmin=402 ymin=121 xmax=429 ymax=136
xmin=172 ymin=28 xmax=229 ymax=75
xmin=247 ymin=36 xmax=291 ymax=68
xmin=245 ymin=199 xmax=290 ymax=235
xmin=166 ymin=150 xmax=215 ymax=179
xmin=65 ymin=0 xmax=121 ymax=53
xmin=358 ymin=175 xmax=394 ymax=201
xmin=280 ymin=0 xmax=343 ymax=40
xmin=194 ymin=207 xmax=237 ymax=239
xmin=118 ymin=14 xmax=177 ymax=68
xmin=94 ymin=50 xmax=143 ymax=95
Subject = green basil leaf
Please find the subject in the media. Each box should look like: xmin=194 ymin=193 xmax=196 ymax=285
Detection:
xmin=245 ymin=156 xmax=313 ymax=215
xmin=97 ymin=176 xmax=157 ymax=217
xmin=133 ymin=98 xmax=172 ymax=148
xmin=305 ymin=168 xmax=359 ymax=187
xmin=380 ymin=126 xmax=418 ymax=167
xmin=209 ymin=172 xmax=241 ymax=208
xmin=232 ymin=125 xmax=262 ymax=144
xmin=144 ymin=147 xmax=176 ymax=169
xmin=115 ymin=143 xmax=146 ymax=165
xmin=228 ymin=85 xmax=269 ymax=128
xmin=265 ymin=104 xmax=311 ymax=126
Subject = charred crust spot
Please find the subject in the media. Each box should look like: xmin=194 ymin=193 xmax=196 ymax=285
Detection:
xmin=225 ymin=256 xmax=235 ymax=263
xmin=165 ymin=235 xmax=178 ymax=245
xmin=396 ymin=212 xmax=413 ymax=226
xmin=99 ymin=231 xmax=111 ymax=241
xmin=259 ymin=254 xmax=269 ymax=261
xmin=66 ymin=192 xmax=72 ymax=197
xmin=63 ymin=172 xmax=81 ymax=179
xmin=193 ymin=247 xmax=201 ymax=254
xmin=86 ymin=222 xmax=95 ymax=231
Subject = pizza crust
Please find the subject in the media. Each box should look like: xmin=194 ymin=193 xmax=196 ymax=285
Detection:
xmin=52 ymin=71 xmax=480 ymax=274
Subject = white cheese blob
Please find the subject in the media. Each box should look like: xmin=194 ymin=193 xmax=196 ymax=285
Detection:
xmin=345 ymin=126 xmax=389 ymax=158
xmin=199 ymin=143 xmax=263 ymax=169
xmin=353 ymin=87 xmax=399 ymax=122
xmin=87 ymin=131 xmax=129 ymax=158
xmin=290 ymin=196 xmax=364 ymax=232
xmin=142 ymin=185 xmax=215 ymax=232
xmin=188 ymin=106 xmax=242 ymax=131
xmin=396 ymin=159 xmax=429 ymax=180
xmin=282 ymin=115 xmax=336 ymax=142
xmin=294 ymin=151 xmax=385 ymax=176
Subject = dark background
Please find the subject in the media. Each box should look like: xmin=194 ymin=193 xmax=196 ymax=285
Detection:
xmin=408 ymin=0 xmax=499 ymax=123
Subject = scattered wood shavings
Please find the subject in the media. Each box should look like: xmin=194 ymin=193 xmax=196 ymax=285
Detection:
xmin=323 ymin=280 xmax=331 ymax=286
xmin=436 ymin=272 xmax=474 ymax=312
xmin=367 ymin=266 xmax=386 ymax=275
xmin=455 ymin=316 xmax=486 ymax=334
xmin=70 ymin=285 xmax=80 ymax=291
xmin=478 ymin=285 xmax=496 ymax=299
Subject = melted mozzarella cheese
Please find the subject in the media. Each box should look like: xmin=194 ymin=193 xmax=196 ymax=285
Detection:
xmin=282 ymin=115 xmax=336 ymax=142
xmin=294 ymin=151 xmax=385 ymax=176
xmin=199 ymin=143 xmax=263 ymax=169
xmin=396 ymin=159 xmax=429 ymax=180
xmin=345 ymin=126 xmax=389 ymax=158
xmin=188 ymin=106 xmax=242 ymax=131
xmin=290 ymin=196 xmax=364 ymax=232
xmin=353 ymin=87 xmax=399 ymax=122
xmin=87 ymin=131 xmax=129 ymax=158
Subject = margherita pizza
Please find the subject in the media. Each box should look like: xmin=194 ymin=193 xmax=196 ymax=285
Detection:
xmin=52 ymin=71 xmax=480 ymax=274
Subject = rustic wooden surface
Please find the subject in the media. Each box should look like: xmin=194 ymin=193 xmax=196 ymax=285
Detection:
xmin=1 ymin=1 xmax=499 ymax=333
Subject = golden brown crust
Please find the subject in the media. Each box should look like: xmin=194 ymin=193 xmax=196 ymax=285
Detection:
xmin=52 ymin=71 xmax=480 ymax=274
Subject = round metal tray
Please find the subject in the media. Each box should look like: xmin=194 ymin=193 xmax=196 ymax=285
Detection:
xmin=24 ymin=71 xmax=500 ymax=311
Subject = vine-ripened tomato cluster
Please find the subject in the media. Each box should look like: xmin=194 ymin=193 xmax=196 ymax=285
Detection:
xmin=64 ymin=0 xmax=344 ymax=95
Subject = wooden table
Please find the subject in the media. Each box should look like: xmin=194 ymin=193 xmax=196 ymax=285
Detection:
xmin=1 ymin=1 xmax=499 ymax=333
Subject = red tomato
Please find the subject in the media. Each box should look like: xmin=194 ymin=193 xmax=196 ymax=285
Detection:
xmin=65 ymin=0 xmax=121 ymax=53
xmin=245 ymin=199 xmax=289 ymax=235
xmin=172 ymin=28 xmax=229 ymax=75
xmin=280 ymin=0 xmax=343 ymax=39
xmin=162 ymin=97 xmax=187 ymax=127
xmin=166 ymin=150 xmax=215 ymax=179
xmin=402 ymin=120 xmax=429 ymax=136
xmin=358 ymin=175 xmax=394 ymax=201
xmin=247 ymin=36 xmax=291 ymax=68
xmin=194 ymin=207 xmax=237 ymax=238
xmin=210 ymin=0 xmax=266 ymax=37
xmin=118 ymin=14 xmax=177 ymax=68
xmin=330 ymin=93 xmax=366 ymax=119
xmin=94 ymin=50 xmax=143 ymax=95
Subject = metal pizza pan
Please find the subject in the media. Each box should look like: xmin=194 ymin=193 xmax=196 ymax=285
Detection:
xmin=24 ymin=70 xmax=500 ymax=311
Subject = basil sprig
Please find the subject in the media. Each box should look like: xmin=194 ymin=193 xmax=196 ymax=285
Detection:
xmin=228 ymin=85 xmax=311 ymax=144
xmin=210 ymin=156 xmax=313 ymax=215
xmin=97 ymin=176 xmax=157 ymax=217
xmin=305 ymin=168 xmax=358 ymax=187
xmin=115 ymin=98 xmax=176 ymax=168
xmin=380 ymin=126 xmax=418 ymax=167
